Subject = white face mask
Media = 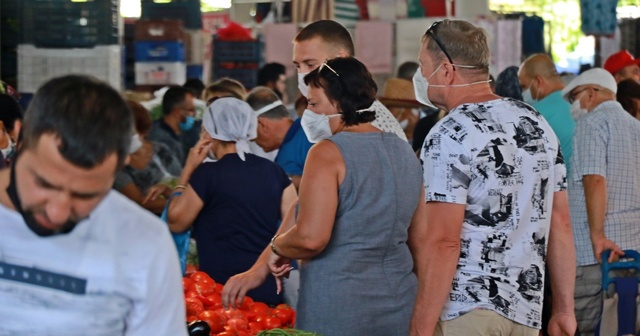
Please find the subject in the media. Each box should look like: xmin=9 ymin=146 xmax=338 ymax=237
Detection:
xmin=300 ymin=109 xmax=341 ymax=143
xmin=522 ymin=85 xmax=539 ymax=105
xmin=413 ymin=69 xmax=434 ymax=108
xmin=0 ymin=131 xmax=14 ymax=159
xmin=129 ymin=133 xmax=143 ymax=154
xmin=412 ymin=64 xmax=490 ymax=108
xmin=297 ymin=72 xmax=310 ymax=97
xmin=570 ymin=100 xmax=588 ymax=120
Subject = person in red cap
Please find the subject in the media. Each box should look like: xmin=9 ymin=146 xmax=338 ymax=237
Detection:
xmin=603 ymin=50 xmax=640 ymax=83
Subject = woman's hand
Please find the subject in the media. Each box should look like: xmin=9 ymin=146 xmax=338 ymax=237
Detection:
xmin=185 ymin=137 xmax=213 ymax=172
xmin=221 ymin=268 xmax=268 ymax=310
xmin=143 ymin=183 xmax=170 ymax=204
xmin=268 ymin=252 xmax=292 ymax=295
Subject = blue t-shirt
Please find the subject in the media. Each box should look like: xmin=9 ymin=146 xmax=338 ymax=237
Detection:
xmin=189 ymin=153 xmax=291 ymax=305
xmin=275 ymin=119 xmax=313 ymax=176
xmin=532 ymin=90 xmax=575 ymax=173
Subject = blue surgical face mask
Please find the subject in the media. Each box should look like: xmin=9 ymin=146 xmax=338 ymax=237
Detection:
xmin=180 ymin=116 xmax=195 ymax=131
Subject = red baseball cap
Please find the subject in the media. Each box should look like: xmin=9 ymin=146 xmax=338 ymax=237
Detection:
xmin=604 ymin=50 xmax=640 ymax=75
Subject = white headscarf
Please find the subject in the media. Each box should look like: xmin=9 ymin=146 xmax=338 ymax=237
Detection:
xmin=202 ymin=97 xmax=257 ymax=161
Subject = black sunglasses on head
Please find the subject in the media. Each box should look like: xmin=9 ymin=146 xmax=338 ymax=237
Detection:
xmin=426 ymin=21 xmax=454 ymax=66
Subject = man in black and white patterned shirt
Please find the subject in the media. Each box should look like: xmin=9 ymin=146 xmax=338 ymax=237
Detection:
xmin=409 ymin=20 xmax=576 ymax=336
xmin=292 ymin=20 xmax=406 ymax=141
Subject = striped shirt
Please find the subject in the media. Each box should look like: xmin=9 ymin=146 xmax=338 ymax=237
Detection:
xmin=569 ymin=100 xmax=640 ymax=266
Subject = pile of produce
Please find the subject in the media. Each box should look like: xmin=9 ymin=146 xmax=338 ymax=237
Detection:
xmin=183 ymin=271 xmax=311 ymax=336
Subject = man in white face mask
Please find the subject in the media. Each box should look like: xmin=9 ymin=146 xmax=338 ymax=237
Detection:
xmin=292 ymin=20 xmax=407 ymax=141
xmin=518 ymin=54 xmax=575 ymax=173
xmin=412 ymin=20 xmax=576 ymax=336
xmin=560 ymin=67 xmax=640 ymax=336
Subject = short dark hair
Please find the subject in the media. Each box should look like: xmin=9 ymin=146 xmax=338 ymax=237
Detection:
xmin=246 ymin=87 xmax=290 ymax=120
xmin=304 ymin=57 xmax=376 ymax=127
xmin=22 ymin=75 xmax=132 ymax=169
xmin=617 ymin=79 xmax=640 ymax=117
xmin=183 ymin=78 xmax=205 ymax=98
xmin=0 ymin=93 xmax=23 ymax=133
xmin=397 ymin=61 xmax=419 ymax=81
xmin=257 ymin=63 xmax=286 ymax=86
xmin=295 ymin=20 xmax=355 ymax=56
xmin=162 ymin=86 xmax=192 ymax=116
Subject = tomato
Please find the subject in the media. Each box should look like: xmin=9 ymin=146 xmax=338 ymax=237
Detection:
xmin=186 ymin=315 xmax=198 ymax=323
xmin=216 ymin=332 xmax=235 ymax=336
xmin=185 ymin=264 xmax=198 ymax=277
xmin=183 ymin=277 xmax=194 ymax=293
xmin=248 ymin=321 xmax=264 ymax=334
xmin=273 ymin=308 xmax=293 ymax=326
xmin=215 ymin=283 xmax=224 ymax=293
xmin=221 ymin=308 xmax=245 ymax=320
xmin=262 ymin=316 xmax=282 ymax=330
xmin=185 ymin=297 xmax=204 ymax=317
xmin=275 ymin=303 xmax=291 ymax=310
xmin=226 ymin=317 xmax=249 ymax=331
xmin=191 ymin=271 xmax=214 ymax=284
xmin=198 ymin=310 xmax=226 ymax=334
xmin=238 ymin=296 xmax=253 ymax=310
xmin=201 ymin=293 xmax=223 ymax=310
xmin=235 ymin=331 xmax=251 ymax=336
xmin=194 ymin=281 xmax=216 ymax=297
xmin=250 ymin=302 xmax=269 ymax=315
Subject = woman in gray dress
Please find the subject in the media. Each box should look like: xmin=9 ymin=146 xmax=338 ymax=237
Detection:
xmin=267 ymin=57 xmax=427 ymax=335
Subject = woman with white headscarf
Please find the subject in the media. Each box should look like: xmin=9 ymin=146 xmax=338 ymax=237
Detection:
xmin=166 ymin=97 xmax=297 ymax=306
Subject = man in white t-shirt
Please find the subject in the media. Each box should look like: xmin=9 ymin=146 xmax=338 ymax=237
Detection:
xmin=0 ymin=75 xmax=187 ymax=335
xmin=409 ymin=20 xmax=576 ymax=336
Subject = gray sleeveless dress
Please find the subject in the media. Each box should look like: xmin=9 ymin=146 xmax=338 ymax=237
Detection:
xmin=295 ymin=132 xmax=422 ymax=336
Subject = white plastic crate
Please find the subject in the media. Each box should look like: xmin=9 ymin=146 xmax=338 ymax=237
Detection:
xmin=18 ymin=44 xmax=122 ymax=93
xmin=134 ymin=62 xmax=186 ymax=85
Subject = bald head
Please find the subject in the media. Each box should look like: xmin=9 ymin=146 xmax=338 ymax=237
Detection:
xmin=518 ymin=54 xmax=564 ymax=101
xmin=519 ymin=54 xmax=559 ymax=80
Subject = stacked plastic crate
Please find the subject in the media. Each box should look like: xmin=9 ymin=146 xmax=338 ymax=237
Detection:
xmin=212 ymin=37 xmax=264 ymax=90
xmin=17 ymin=0 xmax=122 ymax=94
xmin=134 ymin=19 xmax=187 ymax=86
xmin=1 ymin=0 xmax=20 ymax=87
xmin=139 ymin=0 xmax=203 ymax=83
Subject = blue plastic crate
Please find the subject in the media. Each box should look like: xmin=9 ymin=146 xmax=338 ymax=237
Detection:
xmin=186 ymin=64 xmax=203 ymax=80
xmin=213 ymin=38 xmax=263 ymax=63
xmin=135 ymin=41 xmax=185 ymax=62
xmin=21 ymin=0 xmax=119 ymax=48
xmin=141 ymin=0 xmax=202 ymax=29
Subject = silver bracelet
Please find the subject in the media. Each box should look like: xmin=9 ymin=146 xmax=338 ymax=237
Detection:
xmin=270 ymin=234 xmax=281 ymax=256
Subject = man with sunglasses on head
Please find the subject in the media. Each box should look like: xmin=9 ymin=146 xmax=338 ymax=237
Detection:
xmin=293 ymin=20 xmax=406 ymax=141
xmin=561 ymin=68 xmax=640 ymax=336
xmin=411 ymin=20 xmax=576 ymax=336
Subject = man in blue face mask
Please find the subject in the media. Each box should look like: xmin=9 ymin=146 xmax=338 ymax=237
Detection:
xmin=148 ymin=86 xmax=198 ymax=165
xmin=411 ymin=20 xmax=576 ymax=336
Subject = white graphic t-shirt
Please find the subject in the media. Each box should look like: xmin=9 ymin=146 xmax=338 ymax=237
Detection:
xmin=420 ymin=98 xmax=566 ymax=328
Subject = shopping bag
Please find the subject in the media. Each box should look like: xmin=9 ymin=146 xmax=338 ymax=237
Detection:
xmin=161 ymin=192 xmax=191 ymax=276
xmin=597 ymin=250 xmax=640 ymax=336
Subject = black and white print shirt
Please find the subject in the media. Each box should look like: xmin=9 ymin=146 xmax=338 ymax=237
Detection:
xmin=420 ymin=98 xmax=566 ymax=328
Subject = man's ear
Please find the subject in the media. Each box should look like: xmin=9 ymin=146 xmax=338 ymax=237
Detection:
xmin=442 ymin=63 xmax=456 ymax=84
xmin=257 ymin=118 xmax=269 ymax=134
